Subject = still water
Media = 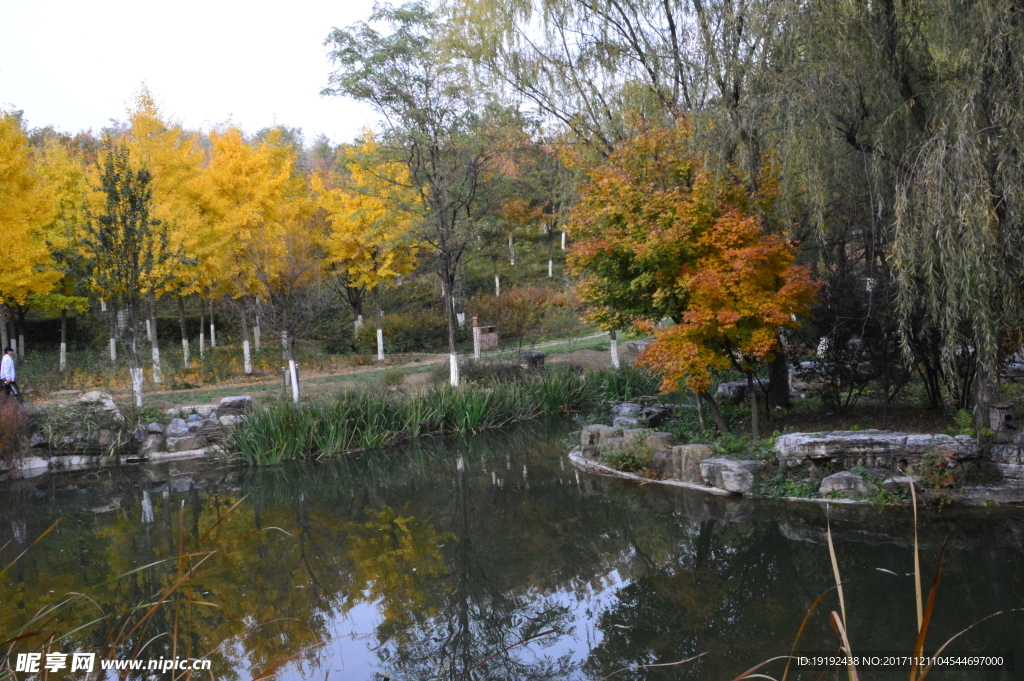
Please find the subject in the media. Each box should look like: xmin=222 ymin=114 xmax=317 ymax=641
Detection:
xmin=2 ymin=419 xmax=1022 ymax=680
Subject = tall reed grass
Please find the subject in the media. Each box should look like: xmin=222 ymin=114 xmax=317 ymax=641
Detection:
xmin=231 ymin=366 xmax=661 ymax=464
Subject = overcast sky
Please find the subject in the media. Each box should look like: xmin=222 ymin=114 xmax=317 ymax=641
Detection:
xmin=0 ymin=0 xmax=380 ymax=145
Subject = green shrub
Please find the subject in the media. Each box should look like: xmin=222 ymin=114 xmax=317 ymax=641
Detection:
xmin=353 ymin=311 xmax=470 ymax=354
xmin=600 ymin=443 xmax=653 ymax=472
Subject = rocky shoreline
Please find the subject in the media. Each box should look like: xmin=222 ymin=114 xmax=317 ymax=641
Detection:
xmin=570 ymin=403 xmax=1024 ymax=506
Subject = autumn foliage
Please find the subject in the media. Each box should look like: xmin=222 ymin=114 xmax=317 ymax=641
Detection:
xmin=567 ymin=120 xmax=818 ymax=397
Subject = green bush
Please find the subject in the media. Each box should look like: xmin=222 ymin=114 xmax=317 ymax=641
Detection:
xmin=353 ymin=311 xmax=469 ymax=354
xmin=600 ymin=443 xmax=653 ymax=472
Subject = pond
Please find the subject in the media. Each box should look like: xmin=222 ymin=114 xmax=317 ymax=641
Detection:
xmin=2 ymin=419 xmax=1022 ymax=680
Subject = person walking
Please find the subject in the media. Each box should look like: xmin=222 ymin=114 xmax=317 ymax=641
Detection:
xmin=1 ymin=346 xmax=21 ymax=402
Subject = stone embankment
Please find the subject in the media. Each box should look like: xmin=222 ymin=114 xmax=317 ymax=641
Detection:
xmin=4 ymin=394 xmax=252 ymax=479
xmin=570 ymin=406 xmax=1024 ymax=505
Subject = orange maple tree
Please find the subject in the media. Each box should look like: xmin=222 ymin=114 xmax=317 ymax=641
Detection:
xmin=567 ymin=120 xmax=818 ymax=435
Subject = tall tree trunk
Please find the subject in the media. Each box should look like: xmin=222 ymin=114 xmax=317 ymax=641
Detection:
xmin=374 ymin=286 xmax=384 ymax=361
xmin=149 ymin=298 xmax=162 ymax=383
xmin=508 ymin=233 xmax=514 ymax=265
xmin=609 ymin=329 xmax=620 ymax=369
xmin=561 ymin=230 xmax=566 ymax=251
xmin=973 ymin=340 xmax=1000 ymax=429
xmin=441 ymin=272 xmax=460 ymax=386
xmin=1 ymin=304 xmax=9 ymax=352
xmin=241 ymin=303 xmax=252 ymax=374
xmin=283 ymin=309 xmax=299 ymax=403
xmin=16 ymin=306 xmax=27 ymax=358
xmin=108 ymin=307 xmax=117 ymax=362
xmin=746 ymin=370 xmax=759 ymax=439
xmin=209 ymin=299 xmax=216 ymax=348
xmin=766 ymin=342 xmax=790 ymax=408
xmin=698 ymin=391 xmax=729 ymax=435
xmin=59 ymin=307 xmax=68 ymax=371
xmin=199 ymin=303 xmax=205 ymax=359
xmin=176 ymin=295 xmax=191 ymax=369
xmin=547 ymin=224 xmax=555 ymax=277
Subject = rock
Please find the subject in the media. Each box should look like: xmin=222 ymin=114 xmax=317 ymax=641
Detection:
xmin=775 ymin=430 xmax=979 ymax=469
xmin=166 ymin=404 xmax=218 ymax=419
xmin=218 ymin=414 xmax=242 ymax=428
xmin=187 ymin=414 xmax=204 ymax=423
xmin=97 ymin=430 xmax=114 ymax=449
xmin=672 ymin=444 xmax=715 ymax=483
xmin=864 ymin=468 xmax=892 ymax=481
xmin=519 ymin=351 xmax=545 ymax=370
xmin=715 ymin=382 xmax=748 ymax=405
xmin=603 ymin=436 xmax=626 ymax=451
xmin=146 ymin=422 xmax=164 ymax=434
xmin=621 ymin=428 xmax=646 ymax=446
xmin=192 ymin=419 xmax=225 ymax=441
xmin=165 ymin=434 xmax=208 ymax=452
xmin=701 ymin=458 xmax=763 ymax=494
xmin=645 ymin=432 xmax=675 ymax=451
xmin=166 ymin=418 xmax=190 ymax=438
xmin=640 ymin=405 xmax=673 ymax=427
xmin=624 ymin=340 xmax=652 ymax=353
xmin=581 ymin=424 xmax=617 ymax=452
xmin=207 ymin=411 xmax=218 ymax=421
xmin=613 ymin=416 xmax=640 ymax=428
xmin=76 ymin=391 xmax=124 ymax=422
xmin=140 ymin=434 xmax=166 ymax=456
xmin=820 ymin=471 xmax=875 ymax=498
xmin=612 ymin=403 xmax=642 ymax=418
xmin=29 ymin=432 xmax=49 ymax=449
xmin=218 ymin=396 xmax=253 ymax=416
xmin=882 ymin=476 xmax=918 ymax=494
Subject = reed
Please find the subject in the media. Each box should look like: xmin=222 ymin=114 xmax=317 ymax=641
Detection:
xmin=231 ymin=366 xmax=660 ymax=465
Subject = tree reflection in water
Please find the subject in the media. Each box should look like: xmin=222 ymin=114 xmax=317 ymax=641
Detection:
xmin=1 ymin=419 xmax=1023 ymax=680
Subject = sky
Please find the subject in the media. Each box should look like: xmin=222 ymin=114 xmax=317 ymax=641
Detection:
xmin=0 ymin=0 xmax=381 ymax=146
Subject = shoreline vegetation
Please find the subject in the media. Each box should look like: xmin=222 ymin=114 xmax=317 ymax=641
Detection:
xmin=231 ymin=365 xmax=660 ymax=465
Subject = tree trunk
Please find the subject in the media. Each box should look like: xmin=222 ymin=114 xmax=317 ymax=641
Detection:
xmin=441 ymin=274 xmax=460 ymax=386
xmin=177 ymin=295 xmax=190 ymax=369
xmin=0 ymin=304 xmax=8 ymax=350
xmin=254 ymin=323 xmax=261 ymax=351
xmin=698 ymin=391 xmax=729 ymax=435
xmin=109 ymin=308 xmax=117 ymax=362
xmin=548 ymin=224 xmax=555 ymax=277
xmin=374 ymin=286 xmax=385 ymax=361
xmin=609 ymin=329 xmax=620 ymax=369
xmin=766 ymin=343 xmax=791 ymax=408
xmin=561 ymin=230 xmax=566 ymax=251
xmin=209 ymin=299 xmax=216 ymax=348
xmin=16 ymin=306 xmax=27 ymax=358
xmin=746 ymin=370 xmax=760 ymax=439
xmin=241 ymin=303 xmax=252 ymax=374
xmin=60 ymin=307 xmax=67 ymax=371
xmin=495 ymin=273 xmax=501 ymax=297
xmin=283 ymin=310 xmax=299 ymax=403
xmin=199 ymin=303 xmax=205 ymax=359
xmin=973 ymin=341 xmax=1000 ymax=429
xmin=149 ymin=299 xmax=162 ymax=383
xmin=508 ymin=233 xmax=515 ymax=265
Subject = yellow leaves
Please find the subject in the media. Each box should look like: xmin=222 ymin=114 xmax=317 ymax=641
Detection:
xmin=0 ymin=111 xmax=60 ymax=304
xmin=318 ymin=134 xmax=421 ymax=291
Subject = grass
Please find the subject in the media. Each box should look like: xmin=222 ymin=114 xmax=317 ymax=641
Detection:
xmin=231 ymin=366 xmax=661 ymax=465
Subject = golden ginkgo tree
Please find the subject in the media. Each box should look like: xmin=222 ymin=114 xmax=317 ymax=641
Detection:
xmin=317 ymin=135 xmax=421 ymax=361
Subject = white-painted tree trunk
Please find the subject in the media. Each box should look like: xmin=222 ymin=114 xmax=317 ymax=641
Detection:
xmin=145 ymin=319 xmax=152 ymax=343
xmin=60 ymin=343 xmax=67 ymax=371
xmin=110 ymin=337 xmax=117 ymax=362
xmin=494 ymin=275 xmax=501 ymax=297
xmin=376 ymin=329 xmax=385 ymax=361
xmin=130 ymin=367 xmax=144 ymax=407
xmin=209 ymin=321 xmax=216 ymax=347
xmin=548 ymin=258 xmax=553 ymax=277
xmin=199 ymin=330 xmax=205 ymax=359
xmin=509 ymin=234 xmax=515 ymax=265
xmin=182 ymin=338 xmax=190 ymax=368
xmin=151 ymin=345 xmax=162 ymax=383
xmin=473 ymin=326 xmax=481 ymax=359
xmin=254 ymin=325 xmax=260 ymax=351
xmin=610 ymin=330 xmax=620 ymax=369
xmin=561 ymin=230 xmax=566 ymax=250
xmin=281 ymin=330 xmax=288 ymax=358
xmin=449 ymin=353 xmax=460 ymax=387
xmin=456 ymin=312 xmax=465 ymax=327
xmin=288 ymin=359 xmax=300 ymax=403
xmin=243 ymin=340 xmax=252 ymax=374
xmin=354 ymin=314 xmax=364 ymax=332
xmin=100 ymin=299 xmax=106 ymax=312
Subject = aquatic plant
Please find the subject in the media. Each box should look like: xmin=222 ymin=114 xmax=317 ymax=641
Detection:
xmin=231 ymin=366 xmax=661 ymax=464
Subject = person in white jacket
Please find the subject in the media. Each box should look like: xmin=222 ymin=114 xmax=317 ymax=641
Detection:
xmin=1 ymin=346 xmax=20 ymax=402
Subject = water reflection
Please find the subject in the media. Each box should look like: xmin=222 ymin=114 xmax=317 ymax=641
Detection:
xmin=2 ymin=420 xmax=1023 ymax=680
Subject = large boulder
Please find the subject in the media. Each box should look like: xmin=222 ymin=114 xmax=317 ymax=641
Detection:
xmin=700 ymin=458 xmax=763 ymax=494
xmin=624 ymin=340 xmax=652 ymax=354
xmin=775 ymin=430 xmax=978 ymax=469
xmin=640 ymin=405 xmax=673 ymax=427
xmin=218 ymin=395 xmax=253 ymax=416
xmin=715 ymin=382 xmax=748 ymax=405
xmin=820 ymin=471 xmax=875 ymax=498
xmin=166 ymin=418 xmax=190 ymax=438
xmin=581 ymin=424 xmax=618 ymax=455
xmin=76 ymin=391 xmax=124 ymax=422
xmin=612 ymin=403 xmax=642 ymax=418
xmin=612 ymin=416 xmax=640 ymax=428
xmin=165 ymin=434 xmax=208 ymax=452
xmin=656 ymin=444 xmax=713 ymax=483
xmin=645 ymin=432 xmax=675 ymax=451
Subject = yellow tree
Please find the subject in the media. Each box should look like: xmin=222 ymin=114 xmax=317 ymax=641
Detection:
xmin=193 ymin=125 xmax=312 ymax=384
xmin=317 ymin=135 xmax=420 ymax=361
xmin=125 ymin=86 xmax=204 ymax=376
xmin=35 ymin=136 xmax=91 ymax=371
xmin=0 ymin=111 xmax=59 ymax=357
